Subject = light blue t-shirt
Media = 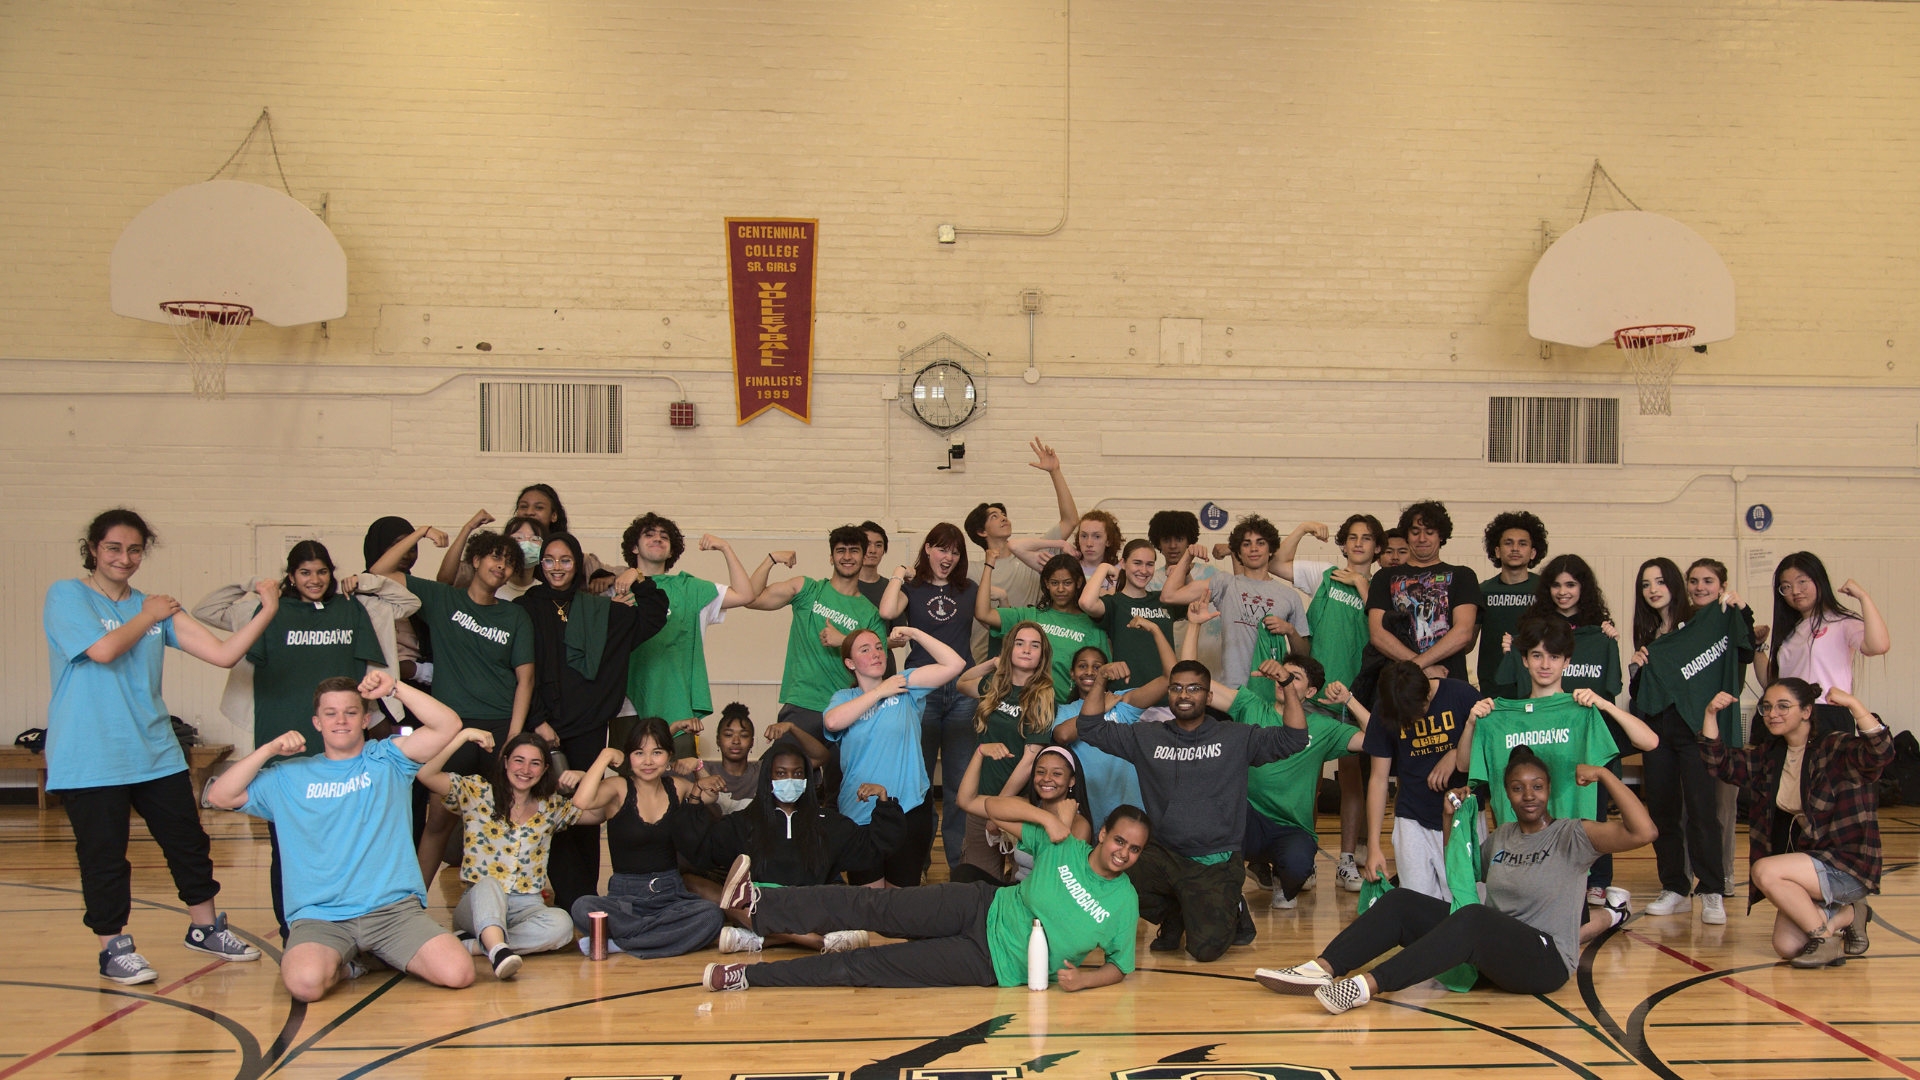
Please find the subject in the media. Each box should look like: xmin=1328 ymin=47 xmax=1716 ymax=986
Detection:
xmin=43 ymin=579 xmax=187 ymax=791
xmin=825 ymin=670 xmax=935 ymax=823
xmin=1053 ymin=699 xmax=1144 ymax=829
xmin=240 ymin=737 xmax=425 ymax=923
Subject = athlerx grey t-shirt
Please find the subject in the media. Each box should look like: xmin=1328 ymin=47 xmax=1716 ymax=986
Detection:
xmin=1481 ymin=816 xmax=1600 ymax=978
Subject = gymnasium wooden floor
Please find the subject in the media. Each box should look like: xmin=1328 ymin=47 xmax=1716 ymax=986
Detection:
xmin=3 ymin=803 xmax=1917 ymax=1080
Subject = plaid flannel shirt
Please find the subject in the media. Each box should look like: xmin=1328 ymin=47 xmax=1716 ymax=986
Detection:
xmin=1703 ymin=724 xmax=1893 ymax=911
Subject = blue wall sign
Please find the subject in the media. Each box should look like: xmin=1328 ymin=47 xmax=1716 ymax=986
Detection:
xmin=1745 ymin=504 xmax=1773 ymax=532
xmin=1200 ymin=502 xmax=1229 ymax=531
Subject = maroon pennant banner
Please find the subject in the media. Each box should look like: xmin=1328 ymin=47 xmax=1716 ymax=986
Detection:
xmin=725 ymin=217 xmax=817 ymax=424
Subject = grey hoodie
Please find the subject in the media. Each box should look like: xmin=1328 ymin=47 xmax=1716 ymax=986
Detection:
xmin=1074 ymin=712 xmax=1306 ymax=859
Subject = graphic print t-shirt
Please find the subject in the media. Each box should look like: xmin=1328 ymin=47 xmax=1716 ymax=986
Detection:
xmin=1366 ymin=563 xmax=1484 ymax=681
xmin=1208 ymin=574 xmax=1311 ymax=689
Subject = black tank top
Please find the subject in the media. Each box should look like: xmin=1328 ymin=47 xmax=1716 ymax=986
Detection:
xmin=606 ymin=776 xmax=681 ymax=875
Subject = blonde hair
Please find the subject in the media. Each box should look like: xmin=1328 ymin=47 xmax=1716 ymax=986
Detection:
xmin=974 ymin=621 xmax=1056 ymax=736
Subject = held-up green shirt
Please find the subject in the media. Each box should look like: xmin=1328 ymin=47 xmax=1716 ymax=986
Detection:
xmin=1636 ymin=600 xmax=1752 ymax=733
xmin=1467 ymin=693 xmax=1620 ymax=824
xmin=1260 ymin=562 xmax=1370 ymax=717
xmin=996 ymin=607 xmax=1109 ymax=698
xmin=626 ymin=572 xmax=727 ymax=723
xmin=1478 ymin=573 xmax=1539 ymax=696
xmin=246 ymin=595 xmax=385 ymax=756
xmin=986 ymin=823 xmax=1139 ymax=987
xmin=1092 ymin=590 xmax=1183 ymax=693
xmin=1239 ymin=679 xmax=1359 ymax=838
xmin=407 ymin=575 xmax=535 ymax=721
xmin=776 ymin=578 xmax=886 ymax=712
xmin=1495 ymin=623 xmax=1623 ymax=702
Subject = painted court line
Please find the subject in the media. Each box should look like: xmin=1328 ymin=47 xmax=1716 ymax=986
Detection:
xmin=0 ymin=961 xmax=225 ymax=1080
xmin=1624 ymin=930 xmax=1920 ymax=1080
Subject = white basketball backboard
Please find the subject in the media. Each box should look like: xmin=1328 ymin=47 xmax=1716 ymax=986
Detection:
xmin=1529 ymin=210 xmax=1734 ymax=348
xmin=110 ymin=180 xmax=346 ymax=326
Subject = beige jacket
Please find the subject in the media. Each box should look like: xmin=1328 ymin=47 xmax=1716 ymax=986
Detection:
xmin=191 ymin=574 xmax=422 ymax=741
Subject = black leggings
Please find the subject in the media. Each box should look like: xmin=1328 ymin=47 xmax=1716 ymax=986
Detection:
xmin=847 ymin=800 xmax=935 ymax=888
xmin=744 ymin=881 xmax=1000 ymax=988
xmin=1319 ymin=887 xmax=1568 ymax=995
xmin=62 ymin=770 xmax=219 ymax=936
xmin=547 ymin=727 xmax=610 ymax=913
xmin=1641 ymin=706 xmax=1726 ymax=896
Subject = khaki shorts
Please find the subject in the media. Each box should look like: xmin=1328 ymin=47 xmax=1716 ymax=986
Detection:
xmin=288 ymin=898 xmax=449 ymax=972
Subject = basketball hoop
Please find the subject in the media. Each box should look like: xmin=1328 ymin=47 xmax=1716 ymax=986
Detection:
xmin=1614 ymin=324 xmax=1693 ymax=416
xmin=160 ymin=301 xmax=251 ymax=399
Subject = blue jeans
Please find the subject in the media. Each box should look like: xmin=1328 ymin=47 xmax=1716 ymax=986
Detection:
xmin=1243 ymin=807 xmax=1319 ymax=900
xmin=920 ymin=680 xmax=980 ymax=871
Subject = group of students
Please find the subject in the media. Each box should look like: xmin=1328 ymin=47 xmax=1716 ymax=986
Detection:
xmin=39 ymin=441 xmax=1898 ymax=1012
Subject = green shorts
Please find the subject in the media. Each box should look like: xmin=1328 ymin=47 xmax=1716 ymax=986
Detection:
xmin=288 ymin=898 xmax=448 ymax=972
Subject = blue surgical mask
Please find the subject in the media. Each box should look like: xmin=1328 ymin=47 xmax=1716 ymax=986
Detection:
xmin=517 ymin=540 xmax=542 ymax=565
xmin=771 ymin=778 xmax=807 ymax=804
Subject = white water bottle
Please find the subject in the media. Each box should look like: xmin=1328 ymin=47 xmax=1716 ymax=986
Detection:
xmin=1027 ymin=918 xmax=1049 ymax=991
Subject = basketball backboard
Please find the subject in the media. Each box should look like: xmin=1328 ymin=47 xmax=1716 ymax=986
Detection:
xmin=110 ymin=180 xmax=346 ymax=326
xmin=1528 ymin=210 xmax=1734 ymax=348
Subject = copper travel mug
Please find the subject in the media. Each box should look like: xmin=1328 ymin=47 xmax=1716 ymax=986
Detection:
xmin=589 ymin=910 xmax=608 ymax=960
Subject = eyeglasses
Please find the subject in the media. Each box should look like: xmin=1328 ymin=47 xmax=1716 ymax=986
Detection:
xmin=540 ymin=557 xmax=575 ymax=568
xmin=1778 ymin=580 xmax=1815 ymax=596
xmin=1757 ymin=702 xmax=1802 ymax=715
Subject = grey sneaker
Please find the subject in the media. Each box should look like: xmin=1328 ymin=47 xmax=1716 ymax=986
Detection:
xmin=184 ymin=913 xmax=262 ymax=962
xmin=1701 ymin=894 xmax=1727 ymax=926
xmin=820 ymin=930 xmax=869 ymax=952
xmin=1314 ymin=975 xmax=1372 ymax=1014
xmin=100 ymin=935 xmax=158 ymax=985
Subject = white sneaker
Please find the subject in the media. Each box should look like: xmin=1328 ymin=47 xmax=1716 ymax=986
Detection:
xmin=1604 ymin=887 xmax=1631 ymax=911
xmin=718 ymin=926 xmax=764 ymax=954
xmin=1255 ymin=961 xmax=1333 ymax=994
xmin=821 ymin=930 xmax=869 ymax=952
xmin=1301 ymin=872 xmax=1317 ymax=891
xmin=1586 ymin=886 xmax=1606 ymax=906
xmin=1271 ymin=889 xmax=1296 ymax=909
xmin=1646 ymin=890 xmax=1691 ymax=916
xmin=1336 ymin=859 xmax=1364 ymax=893
xmin=1701 ymin=894 xmax=1727 ymax=925
xmin=1314 ymin=975 xmax=1372 ymax=1015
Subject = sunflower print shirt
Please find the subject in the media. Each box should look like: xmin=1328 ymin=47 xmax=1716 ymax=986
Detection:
xmin=443 ymin=775 xmax=582 ymax=894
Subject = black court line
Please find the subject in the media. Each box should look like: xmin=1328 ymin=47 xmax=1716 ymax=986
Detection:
xmin=0 ymin=980 xmax=263 ymax=1080
xmin=1533 ymin=988 xmax=1633 ymax=1062
xmin=1870 ymin=909 xmax=1920 ymax=947
xmin=327 ymin=981 xmax=695 ymax=1080
xmin=264 ymin=971 xmax=402 ymax=1077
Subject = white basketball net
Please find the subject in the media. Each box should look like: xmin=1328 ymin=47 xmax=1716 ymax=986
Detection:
xmin=161 ymin=301 xmax=251 ymax=400
xmin=1614 ymin=324 xmax=1693 ymax=416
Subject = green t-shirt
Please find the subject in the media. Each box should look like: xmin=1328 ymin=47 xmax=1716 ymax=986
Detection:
xmin=626 ymin=572 xmax=725 ymax=722
xmin=986 ymin=822 xmax=1139 ymax=987
xmin=1267 ymin=562 xmax=1370 ymax=717
xmin=1636 ymin=601 xmax=1753 ymax=733
xmin=996 ymin=607 xmax=1109 ymax=698
xmin=245 ymin=595 xmax=385 ymax=755
xmin=777 ymin=578 xmax=885 ymax=712
xmin=1436 ymin=792 xmax=1482 ymax=993
xmin=407 ymin=575 xmax=535 ymax=721
xmin=1478 ymin=573 xmax=1539 ymax=694
xmin=1495 ymin=623 xmax=1623 ymax=701
xmin=1093 ymin=590 xmax=1184 ymax=693
xmin=1467 ymin=693 xmax=1620 ymax=824
xmin=978 ymin=694 xmax=1056 ymax=796
xmin=1244 ymin=694 xmax=1358 ymax=836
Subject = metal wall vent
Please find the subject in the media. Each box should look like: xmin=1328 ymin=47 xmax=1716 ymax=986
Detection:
xmin=480 ymin=382 xmax=622 ymax=454
xmin=1487 ymin=396 xmax=1619 ymax=464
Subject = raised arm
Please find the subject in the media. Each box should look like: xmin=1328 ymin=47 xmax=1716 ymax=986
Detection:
xmin=981 ymin=790 xmax=1073 ymax=844
xmin=1159 ymin=545 xmax=1209 ymax=605
xmin=1079 ymin=563 xmax=1118 ymax=619
xmin=1009 ymin=536 xmax=1071 ymax=574
xmin=84 ymin=593 xmax=181 ymax=664
xmin=207 ymin=730 xmax=307 ymax=810
xmin=698 ymin=535 xmax=759 ymax=608
xmin=416 ymin=728 xmax=495 ymax=796
xmin=1577 ymin=764 xmax=1658 ymax=854
xmin=878 ymin=565 xmax=910 ymax=620
xmin=379 ymin=670 xmax=464 ymax=763
xmin=1838 ymin=580 xmax=1891 ymax=658
xmin=571 ymin=746 xmax=628 ymax=818
xmin=438 ymin=509 xmax=493 ymax=585
xmin=896 ymin=626 xmax=967 ymax=688
xmin=824 ymin=673 xmax=909 ymax=732
xmin=746 ymin=573 xmax=807 ymax=611
xmin=1275 ymin=521 xmax=1327 ymax=581
xmin=957 ymin=659 xmax=997 ymax=699
xmin=746 ymin=550 xmax=796 ymax=603
xmin=762 ymin=720 xmax=831 ymax=769
xmin=170 ymin=581 xmax=281 ymax=669
xmin=369 ymin=523 xmax=449 ymax=578
xmin=1573 ymin=688 xmax=1659 ymax=752
xmin=1029 ymin=437 xmax=1079 ymax=541
xmin=974 ymin=558 xmax=1004 ymax=629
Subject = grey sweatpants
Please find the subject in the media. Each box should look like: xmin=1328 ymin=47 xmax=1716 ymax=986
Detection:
xmin=453 ymin=878 xmax=574 ymax=954
xmin=744 ymin=881 xmax=1000 ymax=989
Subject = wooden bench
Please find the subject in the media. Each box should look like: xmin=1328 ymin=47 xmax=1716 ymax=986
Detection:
xmin=0 ymin=743 xmax=234 ymax=810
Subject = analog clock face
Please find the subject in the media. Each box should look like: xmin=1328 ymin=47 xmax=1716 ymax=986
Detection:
xmin=910 ymin=360 xmax=976 ymax=430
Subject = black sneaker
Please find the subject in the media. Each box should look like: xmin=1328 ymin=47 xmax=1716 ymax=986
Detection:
xmin=1149 ymin=918 xmax=1184 ymax=953
xmin=1233 ymin=899 xmax=1257 ymax=947
xmin=1249 ymin=859 xmax=1274 ymax=889
xmin=184 ymin=913 xmax=262 ymax=962
xmin=100 ymin=935 xmax=157 ymax=985
xmin=488 ymin=943 xmax=522 ymax=980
